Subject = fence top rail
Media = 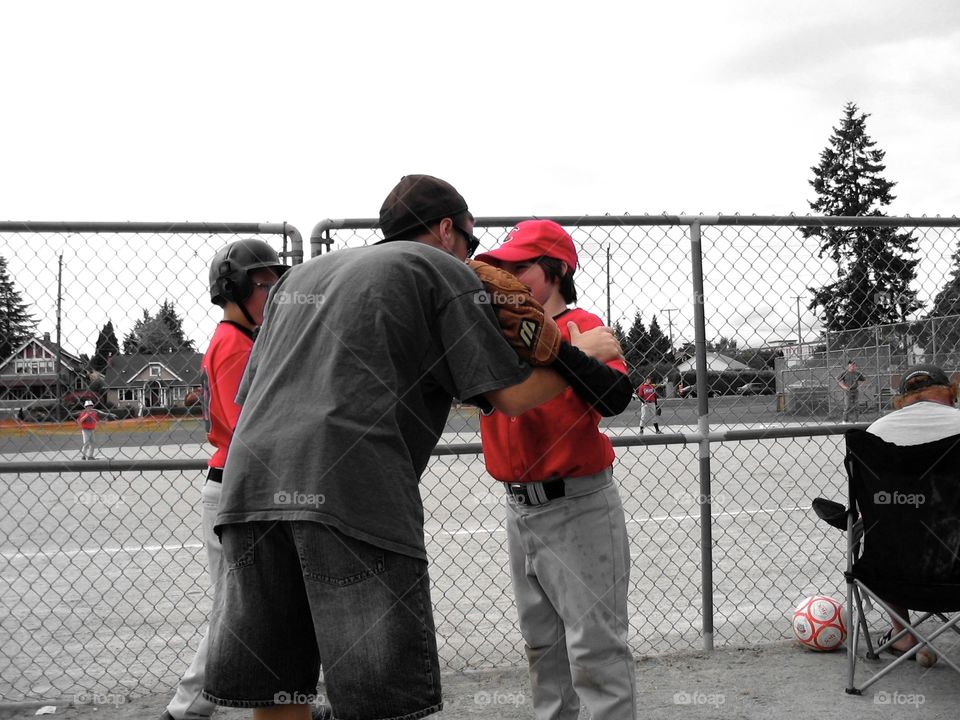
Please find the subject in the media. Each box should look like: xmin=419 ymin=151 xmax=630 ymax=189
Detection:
xmin=310 ymin=214 xmax=960 ymax=242
xmin=0 ymin=221 xmax=297 ymax=236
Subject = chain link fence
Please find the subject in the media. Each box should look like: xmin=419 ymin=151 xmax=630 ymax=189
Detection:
xmin=2 ymin=215 xmax=959 ymax=703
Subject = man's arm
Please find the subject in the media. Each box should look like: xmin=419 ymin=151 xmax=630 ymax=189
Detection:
xmin=484 ymin=367 xmax=568 ymax=417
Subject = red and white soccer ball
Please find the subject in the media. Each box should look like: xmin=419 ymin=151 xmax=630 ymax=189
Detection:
xmin=792 ymin=595 xmax=847 ymax=651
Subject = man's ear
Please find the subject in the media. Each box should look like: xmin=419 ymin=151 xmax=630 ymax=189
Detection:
xmin=436 ymin=217 xmax=456 ymax=253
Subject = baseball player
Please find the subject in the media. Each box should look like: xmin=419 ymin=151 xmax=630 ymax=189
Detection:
xmin=77 ymin=400 xmax=100 ymax=460
xmin=201 ymin=176 xmax=624 ymax=720
xmin=475 ymin=219 xmax=637 ymax=720
xmin=163 ymin=240 xmax=338 ymax=720
xmin=636 ymin=375 xmax=663 ymax=434
xmin=838 ymin=359 xmax=867 ymax=422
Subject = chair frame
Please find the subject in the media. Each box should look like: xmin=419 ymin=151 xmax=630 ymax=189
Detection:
xmin=842 ymin=435 xmax=960 ymax=694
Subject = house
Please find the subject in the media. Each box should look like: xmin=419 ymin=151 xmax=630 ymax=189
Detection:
xmin=0 ymin=334 xmax=88 ymax=411
xmin=102 ymin=352 xmax=204 ymax=410
xmin=675 ymin=352 xmax=752 ymax=373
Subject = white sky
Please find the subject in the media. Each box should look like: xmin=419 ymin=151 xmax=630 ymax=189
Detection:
xmin=2 ymin=0 xmax=959 ymax=355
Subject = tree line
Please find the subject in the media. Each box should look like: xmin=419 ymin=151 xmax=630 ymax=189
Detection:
xmin=1 ymin=102 xmax=958 ymax=375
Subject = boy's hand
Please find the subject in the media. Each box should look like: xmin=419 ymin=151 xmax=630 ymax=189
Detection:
xmin=568 ymin=323 xmax=624 ymax=364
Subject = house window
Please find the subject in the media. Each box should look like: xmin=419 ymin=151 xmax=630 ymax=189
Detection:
xmin=149 ymin=366 xmax=161 ymax=377
xmin=118 ymin=389 xmax=135 ymax=402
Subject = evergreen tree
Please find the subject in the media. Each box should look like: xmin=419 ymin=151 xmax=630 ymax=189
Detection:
xmin=921 ymin=246 xmax=960 ymax=354
xmin=0 ymin=255 xmax=37 ymax=361
xmin=804 ymin=103 xmax=919 ymax=348
xmin=625 ymin=311 xmax=652 ymax=378
xmin=91 ymin=320 xmax=120 ymax=371
xmin=648 ymin=315 xmax=672 ymax=364
xmin=123 ymin=301 xmax=195 ymax=354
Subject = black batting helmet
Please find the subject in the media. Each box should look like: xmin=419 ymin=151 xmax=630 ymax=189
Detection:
xmin=209 ymin=239 xmax=288 ymax=307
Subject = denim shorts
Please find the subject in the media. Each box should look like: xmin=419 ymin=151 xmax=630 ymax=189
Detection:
xmin=203 ymin=520 xmax=443 ymax=719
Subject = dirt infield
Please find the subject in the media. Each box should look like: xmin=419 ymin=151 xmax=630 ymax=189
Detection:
xmin=2 ymin=642 xmax=957 ymax=719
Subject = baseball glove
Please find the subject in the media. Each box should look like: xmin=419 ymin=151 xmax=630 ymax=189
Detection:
xmin=467 ymin=259 xmax=561 ymax=365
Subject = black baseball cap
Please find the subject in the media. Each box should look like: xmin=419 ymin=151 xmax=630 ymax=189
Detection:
xmin=378 ymin=174 xmax=469 ymax=242
xmin=898 ymin=364 xmax=951 ymax=394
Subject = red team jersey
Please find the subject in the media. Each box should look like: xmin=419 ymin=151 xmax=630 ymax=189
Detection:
xmin=637 ymin=383 xmax=657 ymax=403
xmin=77 ymin=409 xmax=99 ymax=430
xmin=201 ymin=321 xmax=254 ymax=469
xmin=479 ymin=307 xmax=628 ymax=483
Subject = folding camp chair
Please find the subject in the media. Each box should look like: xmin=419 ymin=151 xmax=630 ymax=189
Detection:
xmin=840 ymin=429 xmax=960 ymax=694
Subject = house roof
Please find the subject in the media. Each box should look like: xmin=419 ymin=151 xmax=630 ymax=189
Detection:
xmin=103 ymin=352 xmax=204 ymax=388
xmin=676 ymin=352 xmax=752 ymax=373
xmin=0 ymin=336 xmax=84 ymax=374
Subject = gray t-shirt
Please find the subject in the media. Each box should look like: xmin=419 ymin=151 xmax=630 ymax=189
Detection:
xmin=217 ymin=242 xmax=531 ymax=560
xmin=838 ymin=370 xmax=865 ymax=394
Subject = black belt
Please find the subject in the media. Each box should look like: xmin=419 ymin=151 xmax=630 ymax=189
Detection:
xmin=506 ymin=478 xmax=566 ymax=506
xmin=207 ymin=467 xmax=223 ymax=483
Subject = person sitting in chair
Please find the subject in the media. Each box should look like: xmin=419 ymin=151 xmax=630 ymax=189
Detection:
xmin=865 ymin=363 xmax=960 ymax=665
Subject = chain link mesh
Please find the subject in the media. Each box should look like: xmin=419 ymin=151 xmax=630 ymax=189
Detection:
xmin=3 ymin=217 xmax=959 ymax=703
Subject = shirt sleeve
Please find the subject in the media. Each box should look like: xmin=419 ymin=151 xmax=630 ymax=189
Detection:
xmin=433 ymin=290 xmax=532 ymax=402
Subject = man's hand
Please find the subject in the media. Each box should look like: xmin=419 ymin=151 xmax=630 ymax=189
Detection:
xmin=568 ymin=322 xmax=624 ymax=364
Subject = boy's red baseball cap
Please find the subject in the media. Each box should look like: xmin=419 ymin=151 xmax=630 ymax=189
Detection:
xmin=475 ymin=219 xmax=578 ymax=272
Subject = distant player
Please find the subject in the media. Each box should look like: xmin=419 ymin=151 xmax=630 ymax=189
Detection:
xmin=475 ymin=219 xmax=637 ymax=720
xmin=77 ymin=400 xmax=100 ymax=460
xmin=838 ymin=359 xmax=867 ymax=422
xmin=636 ymin=375 xmax=663 ymax=434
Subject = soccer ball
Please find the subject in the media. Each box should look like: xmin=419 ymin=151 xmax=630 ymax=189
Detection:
xmin=793 ymin=595 xmax=847 ymax=651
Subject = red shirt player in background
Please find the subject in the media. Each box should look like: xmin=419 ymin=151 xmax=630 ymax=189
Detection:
xmin=636 ymin=375 xmax=663 ymax=434
xmin=475 ymin=220 xmax=637 ymax=720
xmin=77 ymin=400 xmax=100 ymax=460
xmin=163 ymin=240 xmax=315 ymax=720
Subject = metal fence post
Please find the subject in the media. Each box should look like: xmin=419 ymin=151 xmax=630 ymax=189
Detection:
xmin=690 ymin=219 xmax=714 ymax=651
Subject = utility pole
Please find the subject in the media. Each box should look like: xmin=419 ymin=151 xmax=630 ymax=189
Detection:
xmin=55 ymin=254 xmax=63 ymax=421
xmin=791 ymin=296 xmax=803 ymax=347
xmin=605 ymin=243 xmax=611 ymax=326
xmin=664 ymin=308 xmax=677 ymax=359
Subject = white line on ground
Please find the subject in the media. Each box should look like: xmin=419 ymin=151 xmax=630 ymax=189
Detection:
xmin=3 ymin=505 xmax=809 ymax=561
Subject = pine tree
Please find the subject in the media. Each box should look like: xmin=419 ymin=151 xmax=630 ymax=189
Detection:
xmin=648 ymin=315 xmax=672 ymax=364
xmin=91 ymin=320 xmax=120 ymax=371
xmin=625 ymin=312 xmax=652 ymax=384
xmin=804 ymin=102 xmax=919 ymax=348
xmin=0 ymin=256 xmax=37 ymax=361
xmin=123 ymin=301 xmax=195 ymax=354
xmin=922 ymin=246 xmax=960 ymax=354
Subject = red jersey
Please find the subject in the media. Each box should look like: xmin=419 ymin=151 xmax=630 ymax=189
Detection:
xmin=202 ymin=321 xmax=254 ymax=469
xmin=637 ymin=383 xmax=657 ymax=403
xmin=479 ymin=307 xmax=628 ymax=483
xmin=77 ymin=409 xmax=99 ymax=430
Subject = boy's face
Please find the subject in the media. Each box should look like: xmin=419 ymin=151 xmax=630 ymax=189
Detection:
xmin=246 ymin=267 xmax=279 ymax=326
xmin=499 ymin=259 xmax=555 ymax=307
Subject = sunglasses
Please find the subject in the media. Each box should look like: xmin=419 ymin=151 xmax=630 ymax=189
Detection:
xmin=453 ymin=225 xmax=480 ymax=258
